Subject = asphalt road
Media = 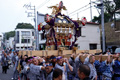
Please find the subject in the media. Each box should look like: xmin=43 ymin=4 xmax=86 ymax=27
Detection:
xmin=0 ymin=51 xmax=14 ymax=80
xmin=0 ymin=65 xmax=14 ymax=80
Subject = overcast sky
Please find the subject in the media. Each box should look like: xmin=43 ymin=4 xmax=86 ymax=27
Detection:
xmin=0 ymin=0 xmax=99 ymax=36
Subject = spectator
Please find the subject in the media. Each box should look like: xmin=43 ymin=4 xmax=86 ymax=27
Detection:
xmin=106 ymin=49 xmax=111 ymax=55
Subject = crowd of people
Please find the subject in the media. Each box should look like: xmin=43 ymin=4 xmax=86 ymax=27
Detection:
xmin=1 ymin=48 xmax=120 ymax=80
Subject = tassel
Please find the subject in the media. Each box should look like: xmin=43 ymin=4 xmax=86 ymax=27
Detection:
xmin=60 ymin=26 xmax=63 ymax=33
xmin=69 ymin=27 xmax=71 ymax=33
xmin=57 ymin=26 xmax=59 ymax=33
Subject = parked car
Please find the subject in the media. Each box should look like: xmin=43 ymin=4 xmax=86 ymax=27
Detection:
xmin=115 ymin=48 xmax=120 ymax=54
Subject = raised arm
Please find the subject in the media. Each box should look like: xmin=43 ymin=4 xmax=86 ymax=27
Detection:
xmin=65 ymin=58 xmax=73 ymax=72
xmin=84 ymin=54 xmax=91 ymax=64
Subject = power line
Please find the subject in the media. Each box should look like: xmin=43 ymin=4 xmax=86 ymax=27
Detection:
xmin=70 ymin=6 xmax=92 ymax=17
xmin=37 ymin=0 xmax=50 ymax=9
xmin=68 ymin=3 xmax=90 ymax=15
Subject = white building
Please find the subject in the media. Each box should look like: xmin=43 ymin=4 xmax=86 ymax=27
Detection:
xmin=5 ymin=40 xmax=9 ymax=48
xmin=8 ymin=37 xmax=15 ymax=48
xmin=75 ymin=22 xmax=101 ymax=50
xmin=0 ymin=35 xmax=2 ymax=49
xmin=39 ymin=22 xmax=101 ymax=50
xmin=39 ymin=31 xmax=46 ymax=50
xmin=15 ymin=29 xmax=35 ymax=50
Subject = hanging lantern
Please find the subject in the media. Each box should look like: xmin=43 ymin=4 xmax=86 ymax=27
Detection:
xmin=38 ymin=23 xmax=42 ymax=31
xmin=81 ymin=17 xmax=87 ymax=26
xmin=65 ymin=27 xmax=67 ymax=33
xmin=60 ymin=26 xmax=63 ymax=33
xmin=57 ymin=39 xmax=61 ymax=45
xmin=68 ymin=33 xmax=72 ymax=39
xmin=69 ymin=27 xmax=71 ymax=33
xmin=57 ymin=26 xmax=59 ymax=33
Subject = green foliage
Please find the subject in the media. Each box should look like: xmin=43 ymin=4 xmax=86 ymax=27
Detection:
xmin=16 ymin=23 xmax=34 ymax=29
xmin=104 ymin=0 xmax=120 ymax=20
xmin=5 ymin=31 xmax=15 ymax=40
xmin=92 ymin=13 xmax=111 ymax=24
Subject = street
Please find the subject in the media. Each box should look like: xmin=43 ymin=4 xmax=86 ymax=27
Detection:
xmin=0 ymin=51 xmax=13 ymax=80
xmin=0 ymin=65 xmax=13 ymax=80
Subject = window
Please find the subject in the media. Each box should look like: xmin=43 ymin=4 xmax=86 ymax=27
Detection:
xmin=21 ymin=31 xmax=30 ymax=36
xmin=90 ymin=44 xmax=97 ymax=50
xmin=16 ymin=31 xmax=19 ymax=43
xmin=16 ymin=47 xmax=19 ymax=49
xmin=21 ymin=39 xmax=30 ymax=43
xmin=32 ymin=31 xmax=34 ymax=36
xmin=41 ymin=33 xmax=45 ymax=40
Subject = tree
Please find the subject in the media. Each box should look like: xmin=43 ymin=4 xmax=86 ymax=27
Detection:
xmin=5 ymin=31 xmax=15 ymax=40
xmin=92 ymin=13 xmax=111 ymax=24
xmin=104 ymin=0 xmax=120 ymax=21
xmin=16 ymin=23 xmax=34 ymax=29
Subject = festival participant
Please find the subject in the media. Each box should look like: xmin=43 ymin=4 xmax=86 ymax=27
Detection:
xmin=12 ymin=50 xmax=19 ymax=80
xmin=29 ymin=57 xmax=45 ymax=80
xmin=68 ymin=53 xmax=76 ymax=80
xmin=20 ymin=55 xmax=28 ymax=80
xmin=53 ymin=68 xmax=63 ymax=80
xmin=78 ymin=64 xmax=91 ymax=80
xmin=36 ymin=57 xmax=46 ymax=80
xmin=112 ymin=53 xmax=120 ymax=80
xmin=75 ymin=53 xmax=83 ymax=72
xmin=12 ymin=51 xmax=16 ymax=66
xmin=100 ymin=55 xmax=113 ymax=80
xmin=55 ymin=56 xmax=73 ymax=80
xmin=26 ymin=57 xmax=33 ymax=80
xmin=49 ymin=55 xmax=56 ymax=67
xmin=84 ymin=54 xmax=97 ymax=80
xmin=1 ymin=50 xmax=10 ymax=74
xmin=45 ymin=61 xmax=54 ymax=80
xmin=94 ymin=54 xmax=102 ymax=80
xmin=21 ymin=57 xmax=31 ymax=80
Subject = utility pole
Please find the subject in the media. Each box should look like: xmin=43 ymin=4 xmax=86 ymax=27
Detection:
xmin=92 ymin=0 xmax=106 ymax=52
xmin=24 ymin=4 xmax=39 ymax=50
xmin=36 ymin=11 xmax=39 ymax=50
xmin=101 ymin=0 xmax=106 ymax=52
xmin=90 ymin=0 xmax=92 ymax=22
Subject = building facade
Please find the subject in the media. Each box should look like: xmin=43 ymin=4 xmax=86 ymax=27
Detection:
xmin=5 ymin=40 xmax=9 ymax=48
xmin=15 ymin=29 xmax=35 ymax=50
xmin=75 ymin=22 xmax=101 ymax=50
xmin=8 ymin=37 xmax=15 ymax=49
xmin=0 ymin=35 xmax=2 ymax=50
